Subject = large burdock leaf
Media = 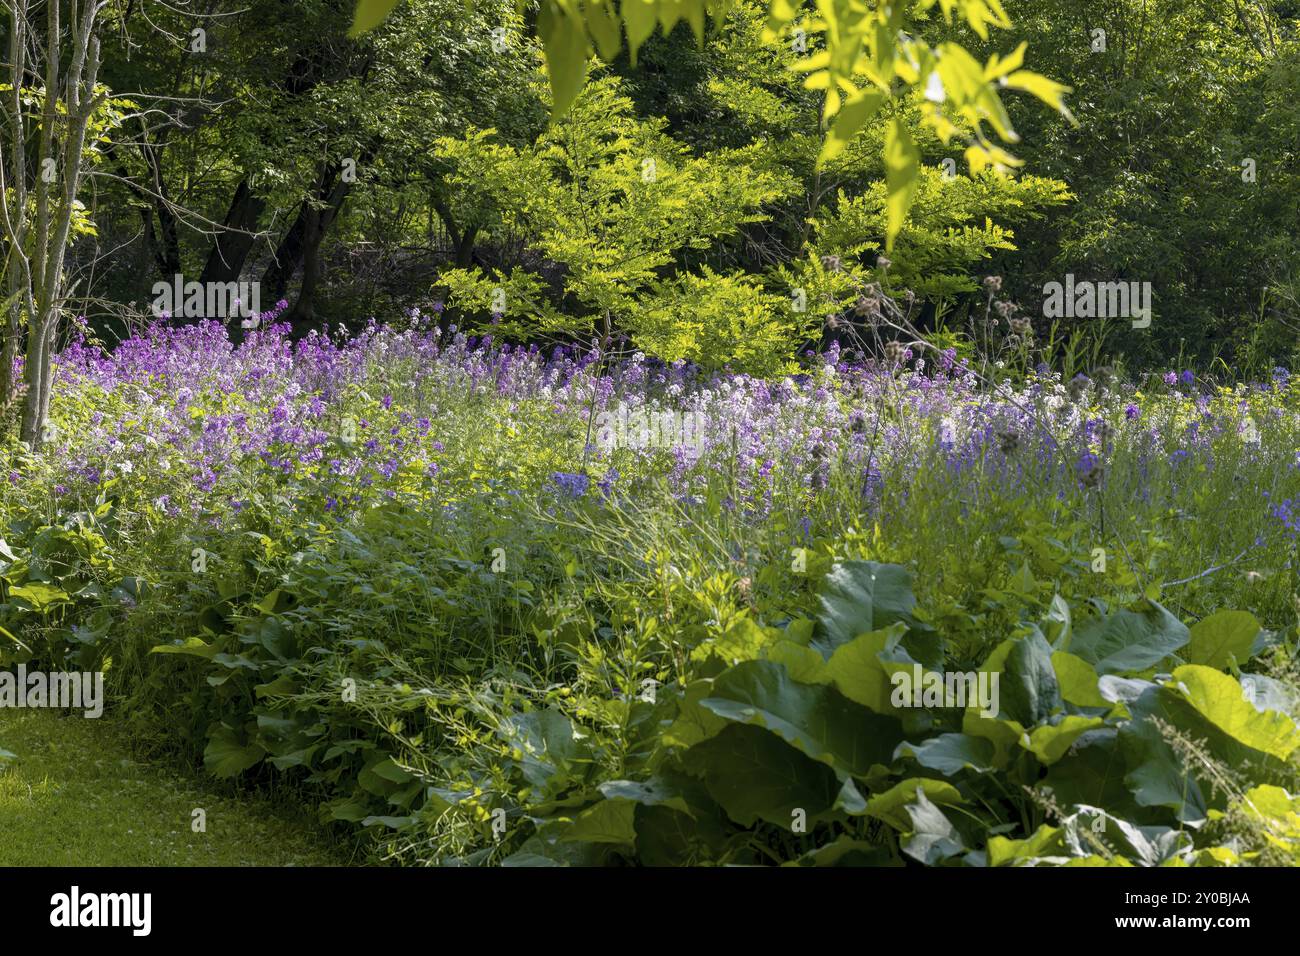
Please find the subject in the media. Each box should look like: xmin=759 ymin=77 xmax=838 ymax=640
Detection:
xmin=204 ymin=724 xmax=266 ymax=777
xmin=557 ymin=799 xmax=637 ymax=845
xmin=866 ymin=778 xmax=965 ymax=831
xmin=1169 ymin=665 xmax=1300 ymax=761
xmin=1022 ymin=715 xmax=1106 ymax=765
xmin=894 ymin=732 xmax=994 ymax=776
xmin=149 ymin=636 xmax=219 ymax=659
xmin=1061 ymin=806 xmax=1194 ymax=866
xmin=814 ymin=561 xmax=928 ymax=661
xmin=684 ymin=723 xmax=840 ymax=826
xmin=8 ymin=582 xmax=71 ymax=611
xmin=497 ymin=707 xmax=588 ymax=790
xmin=597 ymin=778 xmax=695 ymax=818
xmin=1185 ymin=610 xmax=1260 ymax=670
xmin=987 ymin=825 xmax=1070 ymax=866
xmin=1051 ymin=651 xmax=1108 ymax=708
xmin=822 ymin=622 xmax=914 ymax=712
xmin=1043 ymin=729 xmax=1145 ymax=820
xmin=1118 ymin=714 xmax=1208 ymax=825
xmin=699 ymin=660 xmax=902 ymax=776
xmin=900 ymin=788 xmax=967 ymax=865
xmin=1070 ymin=601 xmax=1189 ymax=675
xmin=980 ymin=629 xmax=1061 ymax=726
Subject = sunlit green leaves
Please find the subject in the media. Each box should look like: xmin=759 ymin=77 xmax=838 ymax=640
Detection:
xmin=882 ymin=118 xmax=919 ymax=249
xmin=1185 ymin=610 xmax=1261 ymax=670
xmin=350 ymin=0 xmax=1074 ymax=242
xmin=348 ymin=0 xmax=402 ymax=37
xmin=538 ymin=1 xmax=593 ymax=119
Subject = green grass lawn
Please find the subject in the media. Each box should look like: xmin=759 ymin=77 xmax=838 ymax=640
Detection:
xmin=0 ymin=708 xmax=347 ymax=866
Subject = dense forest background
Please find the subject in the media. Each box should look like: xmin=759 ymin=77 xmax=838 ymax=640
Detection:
xmin=64 ymin=0 xmax=1300 ymax=374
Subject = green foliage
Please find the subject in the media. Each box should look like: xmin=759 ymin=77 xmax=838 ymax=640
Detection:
xmin=354 ymin=0 xmax=1075 ymax=248
xmin=438 ymin=74 xmax=805 ymax=371
xmin=379 ymin=561 xmax=1300 ymax=866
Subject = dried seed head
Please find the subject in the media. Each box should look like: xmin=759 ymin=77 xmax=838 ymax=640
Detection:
xmin=854 ymin=295 xmax=881 ymax=318
xmin=884 ymin=341 xmax=908 ymax=365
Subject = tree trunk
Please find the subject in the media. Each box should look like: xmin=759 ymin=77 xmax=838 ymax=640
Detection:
xmin=200 ymin=177 xmax=267 ymax=285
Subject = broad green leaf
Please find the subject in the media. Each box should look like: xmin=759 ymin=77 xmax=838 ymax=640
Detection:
xmin=203 ymin=725 xmax=266 ymax=777
xmin=1043 ymin=729 xmax=1142 ymax=818
xmin=558 ymin=798 xmax=638 ymax=844
xmin=765 ymin=639 xmax=833 ymax=684
xmin=883 ymin=119 xmax=919 ymax=250
xmin=987 ymin=824 xmax=1069 ymax=866
xmin=980 ymin=629 xmax=1061 ymax=726
xmin=1118 ymin=697 xmax=1208 ymax=824
xmin=699 ymin=660 xmax=902 ymax=776
xmin=894 ymin=732 xmax=994 ymax=776
xmin=822 ymin=622 xmax=912 ymax=712
xmin=1171 ymin=665 xmax=1300 ymax=761
xmin=901 ymin=788 xmax=967 ymax=864
xmin=818 ymin=90 xmax=883 ymax=165
xmin=1051 ymin=651 xmax=1108 ymax=708
xmin=149 ymin=637 xmax=218 ymax=659
xmin=8 ymin=582 xmax=71 ymax=610
xmin=814 ymin=561 xmax=922 ymax=659
xmin=622 ymin=0 xmax=658 ymax=62
xmin=348 ymin=0 xmax=400 ymax=37
xmin=1185 ymin=610 xmax=1260 ymax=670
xmin=684 ymin=723 xmax=840 ymax=826
xmin=597 ymin=778 xmax=695 ymax=817
xmin=1023 ymin=714 xmax=1106 ymax=765
xmin=1070 ymin=601 xmax=1189 ymax=675
xmin=661 ymin=678 xmax=729 ymax=749
xmin=1043 ymin=594 xmax=1072 ymax=650
xmin=866 ymin=778 xmax=964 ymax=830
xmin=539 ymin=1 xmax=592 ymax=120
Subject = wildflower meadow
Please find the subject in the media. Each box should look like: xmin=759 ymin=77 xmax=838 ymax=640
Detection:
xmin=2 ymin=0 xmax=1300 ymax=908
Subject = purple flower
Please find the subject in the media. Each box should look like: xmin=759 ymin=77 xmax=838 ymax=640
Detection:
xmin=1180 ymin=370 xmax=1195 ymax=385
xmin=550 ymin=472 xmax=589 ymax=498
xmin=1273 ymin=498 xmax=1297 ymax=537
xmin=1124 ymin=404 xmax=1140 ymax=421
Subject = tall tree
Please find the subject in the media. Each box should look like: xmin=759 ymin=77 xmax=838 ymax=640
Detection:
xmin=1 ymin=0 xmax=112 ymax=448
